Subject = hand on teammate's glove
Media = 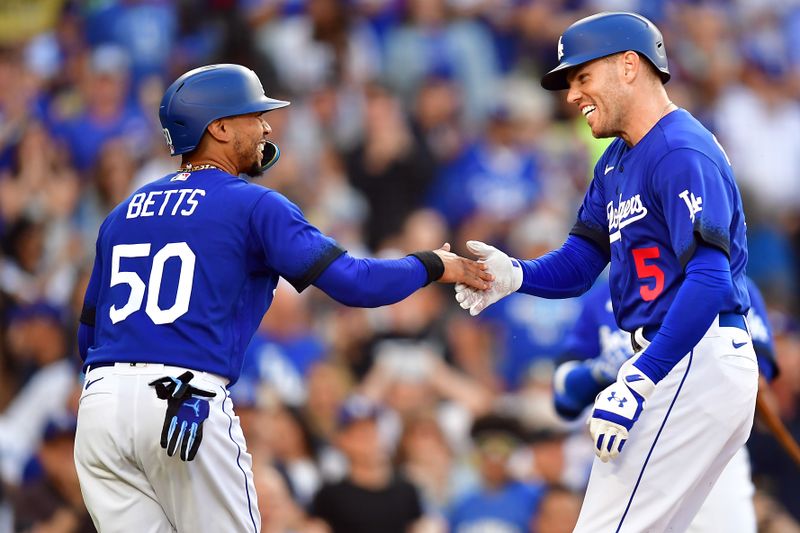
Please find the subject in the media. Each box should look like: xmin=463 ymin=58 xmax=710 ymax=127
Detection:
xmin=454 ymin=241 xmax=522 ymax=316
xmin=588 ymin=357 xmax=655 ymax=462
xmin=149 ymin=371 xmax=216 ymax=461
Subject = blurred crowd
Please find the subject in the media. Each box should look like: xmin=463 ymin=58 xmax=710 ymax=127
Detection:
xmin=0 ymin=0 xmax=799 ymax=532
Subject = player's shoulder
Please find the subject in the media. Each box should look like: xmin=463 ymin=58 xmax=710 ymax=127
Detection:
xmin=654 ymin=110 xmax=727 ymax=164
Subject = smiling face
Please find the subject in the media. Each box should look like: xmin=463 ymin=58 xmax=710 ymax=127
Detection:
xmin=566 ymin=54 xmax=629 ymax=139
xmin=227 ymin=111 xmax=272 ymax=176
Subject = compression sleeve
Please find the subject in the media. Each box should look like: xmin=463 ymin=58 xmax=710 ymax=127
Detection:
xmin=633 ymin=244 xmax=731 ymax=383
xmin=517 ymin=235 xmax=609 ymax=298
xmin=314 ymin=252 xmax=428 ymax=307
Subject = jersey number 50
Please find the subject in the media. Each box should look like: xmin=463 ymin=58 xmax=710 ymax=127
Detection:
xmin=109 ymin=242 xmax=195 ymax=325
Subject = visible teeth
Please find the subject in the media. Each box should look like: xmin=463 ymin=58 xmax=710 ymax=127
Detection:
xmin=582 ymin=105 xmax=596 ymax=117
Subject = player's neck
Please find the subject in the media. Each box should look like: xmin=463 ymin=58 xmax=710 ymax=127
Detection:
xmin=181 ymin=152 xmax=238 ymax=176
xmin=620 ymin=92 xmax=675 ymax=147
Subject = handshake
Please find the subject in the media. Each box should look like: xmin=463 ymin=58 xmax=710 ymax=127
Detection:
xmin=442 ymin=240 xmax=524 ymax=315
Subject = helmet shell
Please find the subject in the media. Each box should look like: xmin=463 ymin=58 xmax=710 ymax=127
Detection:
xmin=159 ymin=64 xmax=289 ymax=155
xmin=541 ymin=12 xmax=670 ymax=91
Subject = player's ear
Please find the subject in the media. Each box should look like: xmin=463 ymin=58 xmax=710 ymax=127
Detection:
xmin=206 ymin=118 xmax=232 ymax=143
xmin=621 ymin=51 xmax=640 ymax=84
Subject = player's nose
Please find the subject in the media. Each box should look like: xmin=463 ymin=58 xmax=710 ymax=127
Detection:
xmin=261 ymin=120 xmax=272 ymax=135
xmin=566 ymin=85 xmax=582 ymax=106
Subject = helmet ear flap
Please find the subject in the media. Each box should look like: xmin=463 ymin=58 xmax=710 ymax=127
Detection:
xmin=259 ymin=141 xmax=281 ymax=173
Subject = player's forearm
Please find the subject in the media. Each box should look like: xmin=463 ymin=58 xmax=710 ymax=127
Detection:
xmin=517 ymin=235 xmax=608 ymax=298
xmin=633 ymin=244 xmax=731 ymax=383
xmin=314 ymin=252 xmax=428 ymax=307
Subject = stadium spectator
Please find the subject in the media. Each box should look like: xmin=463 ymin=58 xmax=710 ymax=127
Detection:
xmin=448 ymin=413 xmax=544 ymax=532
xmin=309 ymin=395 xmax=424 ymax=533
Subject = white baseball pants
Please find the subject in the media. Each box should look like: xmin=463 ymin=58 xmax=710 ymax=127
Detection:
xmin=574 ymin=315 xmax=758 ymax=533
xmin=74 ymin=363 xmax=260 ymax=533
xmin=686 ymin=447 xmax=755 ymax=533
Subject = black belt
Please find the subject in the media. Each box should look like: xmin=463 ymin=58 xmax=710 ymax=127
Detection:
xmin=631 ymin=312 xmax=748 ymax=353
xmin=84 ymin=361 xmax=142 ymax=373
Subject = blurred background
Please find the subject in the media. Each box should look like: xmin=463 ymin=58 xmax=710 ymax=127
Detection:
xmin=0 ymin=0 xmax=798 ymax=532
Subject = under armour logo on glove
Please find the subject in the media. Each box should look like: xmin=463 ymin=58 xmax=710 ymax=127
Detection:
xmin=589 ymin=356 xmax=656 ymax=463
xmin=607 ymin=391 xmax=627 ymax=408
xmin=149 ymin=371 xmax=216 ymax=461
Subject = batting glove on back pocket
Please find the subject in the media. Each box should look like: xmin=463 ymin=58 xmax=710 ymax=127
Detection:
xmin=589 ymin=358 xmax=655 ymax=463
xmin=149 ymin=371 xmax=216 ymax=461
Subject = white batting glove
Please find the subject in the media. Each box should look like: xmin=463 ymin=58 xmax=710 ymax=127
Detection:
xmin=454 ymin=240 xmax=523 ymax=316
xmin=588 ymin=356 xmax=656 ymax=462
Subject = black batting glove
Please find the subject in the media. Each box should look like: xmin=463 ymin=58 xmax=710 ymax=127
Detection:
xmin=149 ymin=371 xmax=216 ymax=461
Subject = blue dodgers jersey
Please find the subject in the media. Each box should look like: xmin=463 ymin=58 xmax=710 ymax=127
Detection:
xmin=566 ymin=277 xmax=776 ymax=382
xmin=571 ymin=109 xmax=749 ymax=332
xmin=84 ymin=168 xmax=343 ymax=383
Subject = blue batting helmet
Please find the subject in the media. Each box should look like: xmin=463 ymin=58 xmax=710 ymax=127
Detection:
xmin=540 ymin=12 xmax=670 ymax=91
xmin=159 ymin=64 xmax=289 ymax=156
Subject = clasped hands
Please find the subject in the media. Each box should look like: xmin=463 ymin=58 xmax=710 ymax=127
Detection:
xmin=453 ymin=240 xmax=523 ymax=316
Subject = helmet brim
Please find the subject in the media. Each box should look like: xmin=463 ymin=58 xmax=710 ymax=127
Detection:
xmin=540 ymin=51 xmax=618 ymax=91
xmin=220 ymin=96 xmax=290 ymax=119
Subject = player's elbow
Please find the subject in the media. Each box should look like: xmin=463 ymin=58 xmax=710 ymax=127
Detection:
xmin=684 ymin=244 xmax=732 ymax=310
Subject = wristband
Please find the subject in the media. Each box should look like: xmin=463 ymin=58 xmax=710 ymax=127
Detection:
xmin=409 ymin=251 xmax=445 ymax=286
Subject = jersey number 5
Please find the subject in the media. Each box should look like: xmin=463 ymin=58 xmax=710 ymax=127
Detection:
xmin=110 ymin=242 xmax=195 ymax=325
xmin=632 ymin=247 xmax=664 ymax=301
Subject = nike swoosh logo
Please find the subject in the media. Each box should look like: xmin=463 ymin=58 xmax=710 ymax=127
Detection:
xmin=604 ymin=165 xmax=615 ymax=175
xmin=732 ymin=340 xmax=747 ymax=349
xmin=84 ymin=377 xmax=104 ymax=390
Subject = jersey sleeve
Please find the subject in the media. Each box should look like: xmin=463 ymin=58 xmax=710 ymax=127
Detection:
xmin=651 ymin=148 xmax=736 ymax=267
xmin=249 ymin=191 xmax=345 ymax=292
xmin=78 ymin=227 xmax=105 ymax=360
xmin=80 ymin=251 xmax=102 ymax=327
xmin=570 ymin=171 xmax=611 ymax=259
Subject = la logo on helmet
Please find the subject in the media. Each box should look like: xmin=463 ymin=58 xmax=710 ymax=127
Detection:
xmin=162 ymin=128 xmax=175 ymax=155
xmin=558 ymin=36 xmax=564 ymax=60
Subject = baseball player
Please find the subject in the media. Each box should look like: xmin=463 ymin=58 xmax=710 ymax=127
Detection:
xmin=553 ymin=276 xmax=778 ymax=532
xmin=455 ymin=12 xmax=757 ymax=531
xmin=74 ymin=64 xmax=492 ymax=533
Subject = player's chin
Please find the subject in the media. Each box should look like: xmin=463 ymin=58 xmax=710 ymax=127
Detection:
xmin=244 ymin=154 xmax=264 ymax=177
xmin=590 ymin=125 xmax=611 ymax=139
xmin=244 ymin=162 xmax=263 ymax=177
